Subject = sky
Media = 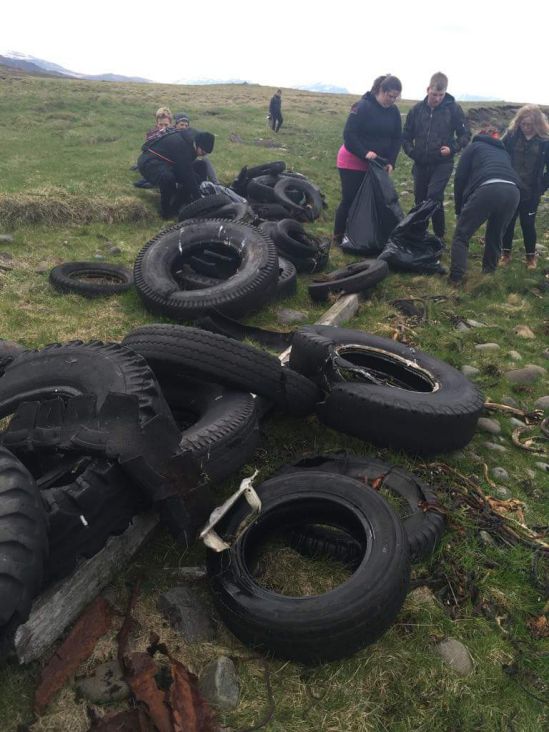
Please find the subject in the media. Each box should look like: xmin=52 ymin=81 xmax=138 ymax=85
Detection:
xmin=2 ymin=0 xmax=548 ymax=105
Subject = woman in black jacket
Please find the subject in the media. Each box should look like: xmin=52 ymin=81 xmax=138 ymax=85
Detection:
xmin=333 ymin=74 xmax=402 ymax=245
xmin=500 ymin=105 xmax=549 ymax=270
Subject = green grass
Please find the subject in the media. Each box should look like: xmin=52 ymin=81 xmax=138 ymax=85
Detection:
xmin=0 ymin=74 xmax=547 ymax=732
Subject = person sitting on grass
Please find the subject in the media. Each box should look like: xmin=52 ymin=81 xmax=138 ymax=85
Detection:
xmin=499 ymin=104 xmax=549 ymax=270
xmin=448 ymin=128 xmax=520 ymax=285
xmin=134 ymin=107 xmax=175 ymax=188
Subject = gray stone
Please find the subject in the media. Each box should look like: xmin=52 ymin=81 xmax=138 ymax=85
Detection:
xmin=495 ymin=486 xmax=511 ymax=500
xmin=465 ymin=319 xmax=486 ymax=328
xmin=509 ymin=417 xmax=526 ymax=429
xmin=75 ymin=660 xmax=130 ymax=704
xmin=484 ymin=441 xmax=507 ymax=453
xmin=492 ymin=467 xmax=509 ymax=482
xmin=198 ymin=657 xmax=240 ymax=712
xmin=465 ymin=451 xmax=483 ymax=463
xmin=513 ymin=325 xmax=535 ymax=339
xmin=505 ymin=366 xmax=546 ymax=384
xmin=507 ymin=351 xmax=522 ymax=362
xmin=408 ymin=586 xmax=438 ymax=607
xmin=534 ymin=462 xmax=549 ymax=472
xmin=108 ymin=246 xmax=122 ymax=256
xmin=477 ymin=417 xmax=501 ymax=435
xmin=501 ymin=395 xmax=519 ymax=408
xmin=94 ymin=253 xmax=106 ymax=260
xmin=479 ymin=530 xmax=495 ymax=547
xmin=475 ymin=343 xmax=500 ymax=352
xmin=436 ymin=638 xmax=474 ymax=676
xmin=455 ymin=322 xmax=470 ymax=332
xmin=525 ymin=469 xmax=536 ymax=479
xmin=277 ymin=308 xmax=307 ymax=325
xmin=534 ymin=396 xmax=549 ymax=412
xmin=157 ymin=587 xmax=216 ymax=643
xmin=462 ymin=365 xmax=480 ymax=377
xmin=543 ymin=349 xmax=549 ymax=360
xmin=0 ymin=234 xmax=14 ymax=244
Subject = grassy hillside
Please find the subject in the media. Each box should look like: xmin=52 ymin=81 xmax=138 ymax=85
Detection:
xmin=0 ymin=76 xmax=547 ymax=732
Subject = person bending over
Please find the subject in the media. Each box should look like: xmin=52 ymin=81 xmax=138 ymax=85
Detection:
xmin=402 ymin=72 xmax=470 ymax=239
xmin=448 ymin=130 xmax=520 ymax=285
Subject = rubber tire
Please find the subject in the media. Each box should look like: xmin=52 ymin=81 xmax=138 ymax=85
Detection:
xmin=41 ymin=458 xmax=144 ymax=580
xmin=134 ymin=219 xmax=279 ymax=319
xmin=122 ymin=324 xmax=319 ymax=417
xmin=207 ymin=471 xmax=410 ymax=663
xmin=277 ymin=453 xmax=445 ymax=561
xmin=160 ymin=380 xmax=260 ymax=483
xmin=308 ymin=260 xmax=389 ymax=302
xmin=0 ymin=446 xmax=49 ymax=652
xmin=273 ymin=178 xmax=323 ymax=220
xmin=246 ymin=176 xmax=280 ymax=204
xmin=275 ymin=219 xmax=320 ymax=257
xmin=177 ymin=193 xmax=233 ymax=222
xmin=275 ymin=257 xmax=297 ymax=299
xmin=250 ymin=202 xmax=293 ymax=221
xmin=289 ymin=326 xmax=484 ymax=455
xmin=0 ymin=340 xmax=26 ymax=377
xmin=0 ymin=341 xmax=173 ymax=426
xmin=246 ymin=161 xmax=286 ymax=179
xmin=49 ymin=262 xmax=133 ymax=298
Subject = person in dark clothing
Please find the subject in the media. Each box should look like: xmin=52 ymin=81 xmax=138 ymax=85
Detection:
xmin=448 ymin=132 xmax=520 ymax=284
xmin=137 ymin=128 xmax=215 ymax=218
xmin=333 ymin=74 xmax=402 ymax=245
xmin=500 ymin=104 xmax=549 ymax=270
xmin=402 ymin=72 xmax=470 ymax=239
xmin=269 ymin=89 xmax=283 ymax=132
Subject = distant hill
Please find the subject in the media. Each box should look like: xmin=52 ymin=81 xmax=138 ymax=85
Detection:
xmin=0 ymin=50 xmax=152 ymax=83
xmin=294 ymin=82 xmax=349 ymax=94
xmin=172 ymin=77 xmax=249 ymax=86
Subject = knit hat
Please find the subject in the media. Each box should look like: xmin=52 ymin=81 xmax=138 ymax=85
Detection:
xmin=174 ymin=112 xmax=190 ymax=123
xmin=195 ymin=131 xmax=215 ymax=154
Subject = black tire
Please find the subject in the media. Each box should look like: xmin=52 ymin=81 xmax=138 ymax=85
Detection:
xmin=177 ymin=193 xmax=233 ymax=222
xmin=207 ymin=471 xmax=410 ymax=663
xmin=41 ymin=458 xmax=144 ymax=580
xmin=308 ymin=260 xmax=389 ymax=302
xmin=211 ymin=202 xmax=254 ymax=222
xmin=0 ymin=341 xmax=173 ymax=426
xmin=275 ymin=257 xmax=297 ymax=299
xmin=160 ymin=380 xmax=260 ymax=483
xmin=246 ymin=176 xmax=280 ymax=204
xmin=49 ymin=262 xmax=133 ymax=298
xmin=122 ymin=324 xmax=319 ymax=416
xmin=275 ymin=219 xmax=320 ymax=257
xmin=289 ymin=326 xmax=484 ymax=454
xmin=250 ymin=202 xmax=293 ymax=221
xmin=0 ymin=446 xmax=48 ymax=652
xmin=134 ymin=219 xmax=279 ymax=319
xmin=277 ymin=453 xmax=445 ymax=561
xmin=246 ymin=161 xmax=286 ymax=179
xmin=273 ymin=178 xmax=323 ymax=220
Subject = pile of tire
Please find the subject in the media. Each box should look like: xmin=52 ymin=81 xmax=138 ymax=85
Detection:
xmin=0 ymin=328 xmax=320 ymax=654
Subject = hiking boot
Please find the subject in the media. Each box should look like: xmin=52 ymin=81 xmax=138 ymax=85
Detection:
xmin=526 ymin=255 xmax=537 ymax=270
xmin=499 ymin=252 xmax=512 ymax=266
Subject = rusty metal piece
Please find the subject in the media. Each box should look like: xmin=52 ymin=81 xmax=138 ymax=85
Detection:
xmin=512 ymin=426 xmax=548 ymax=454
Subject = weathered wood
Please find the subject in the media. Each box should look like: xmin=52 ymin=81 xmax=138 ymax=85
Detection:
xmin=15 ymin=512 xmax=158 ymax=664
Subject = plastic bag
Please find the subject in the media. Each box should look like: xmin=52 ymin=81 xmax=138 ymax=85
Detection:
xmin=378 ymin=200 xmax=446 ymax=274
xmin=341 ymin=158 xmax=403 ymax=256
xmin=199 ymin=181 xmax=247 ymax=203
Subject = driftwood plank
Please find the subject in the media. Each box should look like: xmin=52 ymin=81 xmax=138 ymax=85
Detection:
xmin=15 ymin=293 xmax=360 ymax=664
xmin=15 ymin=513 xmax=158 ymax=664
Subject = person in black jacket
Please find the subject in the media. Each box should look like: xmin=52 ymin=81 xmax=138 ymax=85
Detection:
xmin=269 ymin=89 xmax=283 ymax=132
xmin=333 ymin=74 xmax=402 ymax=245
xmin=137 ymin=128 xmax=215 ymax=218
xmin=500 ymin=105 xmax=549 ymax=270
xmin=403 ymin=72 xmax=470 ymax=239
xmin=448 ymin=131 xmax=520 ymax=284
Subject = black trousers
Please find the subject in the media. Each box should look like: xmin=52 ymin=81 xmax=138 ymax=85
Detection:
xmin=334 ymin=168 xmax=367 ymax=238
xmin=412 ymin=160 xmax=454 ymax=237
xmin=270 ymin=113 xmax=283 ymax=132
xmin=501 ymin=195 xmax=541 ymax=256
xmin=138 ymin=156 xmax=209 ymax=218
xmin=450 ymin=182 xmax=520 ymax=280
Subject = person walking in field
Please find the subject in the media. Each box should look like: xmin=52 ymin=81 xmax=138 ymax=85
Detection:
xmin=499 ymin=104 xmax=549 ymax=270
xmin=333 ymin=74 xmax=402 ymax=246
xmin=402 ymin=72 xmax=470 ymax=240
xmin=269 ymin=89 xmax=283 ymax=132
xmin=448 ymin=129 xmax=520 ymax=285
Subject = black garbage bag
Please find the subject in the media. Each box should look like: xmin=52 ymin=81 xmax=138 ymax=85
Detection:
xmin=378 ymin=199 xmax=446 ymax=274
xmin=341 ymin=158 xmax=404 ymax=256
